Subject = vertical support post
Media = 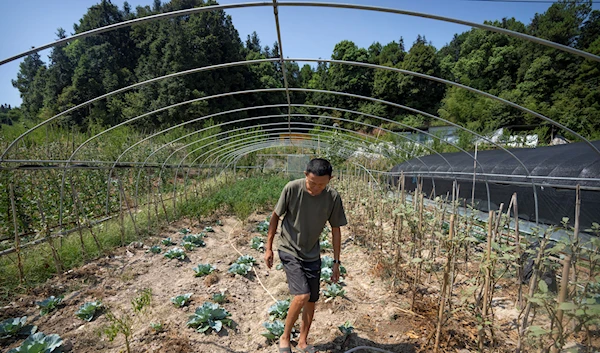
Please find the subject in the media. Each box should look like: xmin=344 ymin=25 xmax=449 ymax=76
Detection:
xmin=119 ymin=179 xmax=126 ymax=246
xmin=119 ymin=179 xmax=139 ymax=236
xmin=550 ymin=185 xmax=580 ymax=353
xmin=37 ymin=200 xmax=63 ymax=274
xmin=433 ymin=213 xmax=455 ymax=353
xmin=479 ymin=210 xmax=494 ymax=351
xmin=513 ymin=193 xmax=523 ymax=307
xmin=9 ymin=183 xmax=25 ymax=284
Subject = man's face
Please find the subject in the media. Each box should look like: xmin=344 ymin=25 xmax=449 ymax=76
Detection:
xmin=304 ymin=172 xmax=332 ymax=196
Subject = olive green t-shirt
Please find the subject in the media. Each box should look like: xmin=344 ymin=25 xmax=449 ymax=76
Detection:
xmin=274 ymin=178 xmax=347 ymax=261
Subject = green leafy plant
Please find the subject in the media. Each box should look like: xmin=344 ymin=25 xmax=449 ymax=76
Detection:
xmin=268 ymin=299 xmax=291 ymax=321
xmin=323 ymin=283 xmax=346 ymax=298
xmin=261 ymin=320 xmax=285 ymax=341
xmin=171 ymin=293 xmax=193 ymax=308
xmin=338 ymin=321 xmax=354 ymax=336
xmin=320 ymin=267 xmax=333 ymax=283
xmin=236 ymin=255 xmax=256 ymax=265
xmin=161 ymin=237 xmax=176 ymax=246
xmin=104 ymin=311 xmax=133 ymax=353
xmin=186 ymin=302 xmax=233 ymax=333
xmin=104 ymin=289 xmax=152 ymax=353
xmin=164 ymin=247 xmax=186 ymax=260
xmin=76 ymin=301 xmax=103 ymax=322
xmin=256 ymin=219 xmax=270 ymax=235
xmin=182 ymin=234 xmax=205 ymax=247
xmin=320 ymin=239 xmax=332 ymax=250
xmin=149 ymin=245 xmax=162 ymax=254
xmin=193 ymin=264 xmax=216 ymax=277
xmin=179 ymin=228 xmax=191 ymax=234
xmin=36 ymin=296 xmax=63 ymax=316
xmin=7 ymin=332 xmax=63 ymax=353
xmin=149 ymin=322 xmax=164 ymax=332
xmin=0 ymin=317 xmax=37 ymax=339
xmin=131 ymin=288 xmax=152 ymax=314
xmin=211 ymin=292 xmax=228 ymax=304
xmin=251 ymin=236 xmax=266 ymax=252
xmin=182 ymin=242 xmax=196 ymax=251
xmin=228 ymin=263 xmax=252 ymax=276
xmin=204 ymin=226 xmax=214 ymax=233
xmin=216 ymin=220 xmax=223 ymax=226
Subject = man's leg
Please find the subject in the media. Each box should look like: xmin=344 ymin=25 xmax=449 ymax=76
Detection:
xmin=298 ymin=301 xmax=315 ymax=350
xmin=280 ymin=293 xmax=310 ymax=349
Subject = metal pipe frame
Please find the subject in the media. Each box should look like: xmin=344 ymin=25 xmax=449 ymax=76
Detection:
xmin=3 ymin=0 xmax=598 ymax=229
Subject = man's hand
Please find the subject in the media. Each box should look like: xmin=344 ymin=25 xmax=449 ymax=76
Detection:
xmin=332 ymin=263 xmax=340 ymax=283
xmin=264 ymin=248 xmax=274 ymax=269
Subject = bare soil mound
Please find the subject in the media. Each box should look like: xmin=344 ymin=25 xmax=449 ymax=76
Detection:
xmin=1 ymin=215 xmax=428 ymax=353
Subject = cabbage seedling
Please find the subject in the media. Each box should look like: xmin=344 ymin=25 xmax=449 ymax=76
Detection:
xmin=193 ymin=264 xmax=216 ymax=277
xmin=323 ymin=283 xmax=346 ymax=298
xmin=164 ymin=248 xmax=186 ymax=260
xmin=182 ymin=242 xmax=196 ymax=251
xmin=36 ymin=296 xmax=63 ymax=316
xmin=0 ymin=317 xmax=37 ymax=339
xmin=161 ymin=237 xmax=175 ymax=246
xmin=251 ymin=236 xmax=265 ymax=252
xmin=187 ymin=302 xmax=232 ymax=333
xmin=7 ymin=332 xmax=63 ymax=353
xmin=338 ymin=321 xmax=354 ymax=336
xmin=211 ymin=292 xmax=228 ymax=304
xmin=204 ymin=226 xmax=214 ymax=233
xmin=236 ymin=255 xmax=256 ymax=265
xmin=228 ymin=263 xmax=251 ymax=276
xmin=149 ymin=245 xmax=162 ymax=254
xmin=76 ymin=301 xmax=103 ymax=321
xmin=256 ymin=220 xmax=269 ymax=235
xmin=179 ymin=228 xmax=191 ymax=234
xmin=261 ymin=320 xmax=285 ymax=341
xmin=171 ymin=293 xmax=193 ymax=307
xmin=182 ymin=234 xmax=205 ymax=247
xmin=216 ymin=220 xmax=223 ymax=226
xmin=268 ymin=299 xmax=290 ymax=321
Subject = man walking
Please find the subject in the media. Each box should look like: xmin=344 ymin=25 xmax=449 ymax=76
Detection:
xmin=264 ymin=158 xmax=347 ymax=353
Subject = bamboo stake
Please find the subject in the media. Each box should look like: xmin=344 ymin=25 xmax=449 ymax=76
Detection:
xmin=71 ymin=180 xmax=102 ymax=251
xmin=118 ymin=179 xmax=126 ymax=246
xmin=514 ymin=193 xmax=523 ymax=308
xmin=119 ymin=180 xmax=139 ymax=236
xmin=9 ymin=183 xmax=25 ymax=284
xmin=550 ymin=185 xmax=581 ymax=353
xmin=146 ymin=175 xmax=152 ymax=235
xmin=37 ymin=200 xmax=63 ymax=273
xmin=433 ymin=214 xmax=455 ymax=353
xmin=479 ymin=210 xmax=494 ymax=351
xmin=516 ymin=230 xmax=550 ymax=353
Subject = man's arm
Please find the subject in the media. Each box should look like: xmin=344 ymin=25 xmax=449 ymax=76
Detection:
xmin=264 ymin=211 xmax=280 ymax=269
xmin=331 ymin=226 xmax=342 ymax=283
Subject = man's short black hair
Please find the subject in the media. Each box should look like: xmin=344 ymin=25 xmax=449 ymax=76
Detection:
xmin=306 ymin=158 xmax=333 ymax=177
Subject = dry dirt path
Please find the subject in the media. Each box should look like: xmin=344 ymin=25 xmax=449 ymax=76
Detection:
xmin=1 ymin=214 xmax=426 ymax=353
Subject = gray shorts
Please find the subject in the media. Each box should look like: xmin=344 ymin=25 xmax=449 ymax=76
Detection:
xmin=278 ymin=250 xmax=321 ymax=302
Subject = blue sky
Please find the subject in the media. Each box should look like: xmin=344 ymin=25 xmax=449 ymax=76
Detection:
xmin=1 ymin=0 xmax=596 ymax=107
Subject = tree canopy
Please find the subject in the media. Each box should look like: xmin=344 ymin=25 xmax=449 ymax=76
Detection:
xmin=7 ymin=0 xmax=600 ymax=142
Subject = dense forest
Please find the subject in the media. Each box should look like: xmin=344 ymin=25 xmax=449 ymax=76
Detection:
xmin=4 ymin=0 xmax=600 ymax=143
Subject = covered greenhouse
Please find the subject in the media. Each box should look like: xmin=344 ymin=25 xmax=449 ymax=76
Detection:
xmin=0 ymin=1 xmax=599 ymax=353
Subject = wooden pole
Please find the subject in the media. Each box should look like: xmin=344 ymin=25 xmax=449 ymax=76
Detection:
xmin=550 ymin=185 xmax=581 ymax=353
xmin=433 ymin=214 xmax=455 ymax=353
xmin=479 ymin=210 xmax=494 ymax=351
xmin=119 ymin=180 xmax=139 ymax=236
xmin=513 ymin=193 xmax=523 ymax=308
xmin=9 ymin=183 xmax=25 ymax=284
xmin=37 ymin=200 xmax=63 ymax=273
